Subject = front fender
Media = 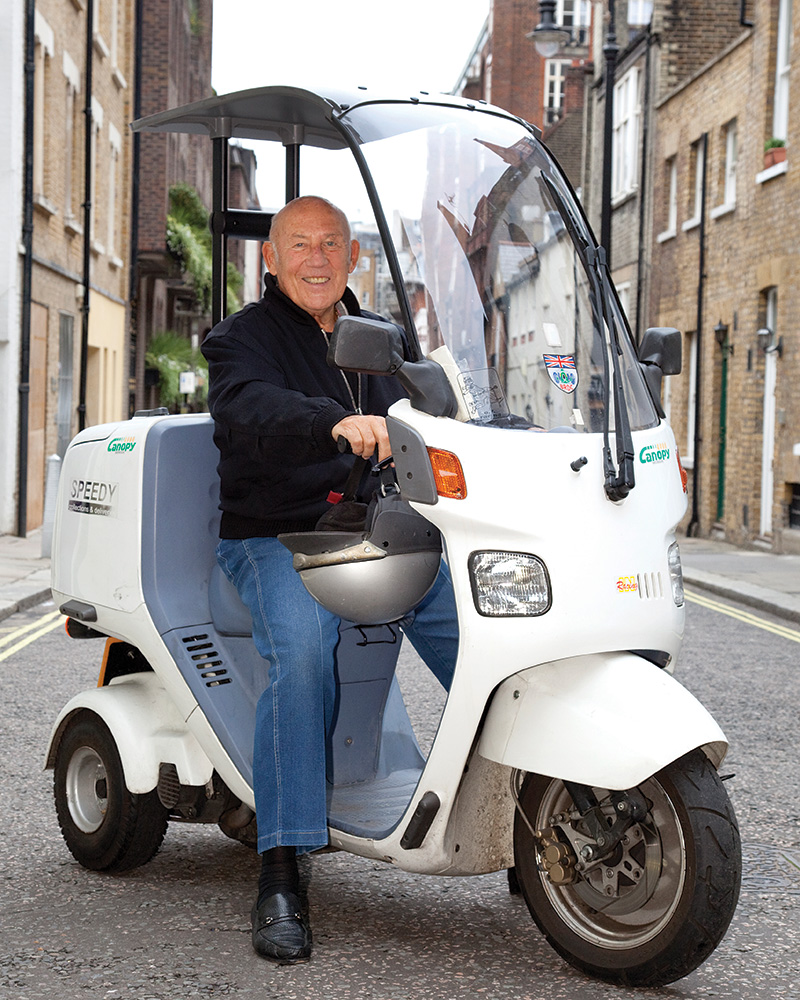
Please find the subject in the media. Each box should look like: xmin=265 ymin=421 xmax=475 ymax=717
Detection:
xmin=44 ymin=672 xmax=214 ymax=793
xmin=477 ymin=652 xmax=728 ymax=789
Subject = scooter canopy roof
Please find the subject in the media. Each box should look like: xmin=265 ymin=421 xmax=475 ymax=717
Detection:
xmin=130 ymin=84 xmax=533 ymax=148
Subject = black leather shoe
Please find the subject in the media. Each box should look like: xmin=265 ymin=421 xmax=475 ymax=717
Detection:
xmin=251 ymin=892 xmax=312 ymax=964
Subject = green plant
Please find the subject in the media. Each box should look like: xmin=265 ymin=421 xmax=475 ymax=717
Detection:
xmin=166 ymin=183 xmax=243 ymax=315
xmin=764 ymin=137 xmax=786 ymax=151
xmin=145 ymin=330 xmax=209 ymax=410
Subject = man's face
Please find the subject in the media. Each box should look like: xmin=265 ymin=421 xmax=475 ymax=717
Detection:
xmin=262 ymin=198 xmax=360 ymax=328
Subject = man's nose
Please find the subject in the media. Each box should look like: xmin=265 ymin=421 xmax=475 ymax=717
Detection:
xmin=306 ymin=243 xmax=328 ymax=265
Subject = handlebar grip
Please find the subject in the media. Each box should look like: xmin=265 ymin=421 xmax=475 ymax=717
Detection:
xmin=337 ymin=435 xmax=352 ymax=454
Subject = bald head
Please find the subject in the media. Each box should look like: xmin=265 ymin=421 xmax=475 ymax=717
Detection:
xmin=262 ymin=196 xmax=359 ymax=329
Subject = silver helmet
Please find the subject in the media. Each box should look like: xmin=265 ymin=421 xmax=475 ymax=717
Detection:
xmin=280 ymin=495 xmax=442 ymax=625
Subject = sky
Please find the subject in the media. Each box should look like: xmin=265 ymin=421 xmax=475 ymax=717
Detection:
xmin=210 ymin=0 xmax=490 ymax=216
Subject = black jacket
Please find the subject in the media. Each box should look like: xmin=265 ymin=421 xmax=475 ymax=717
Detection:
xmin=201 ymin=274 xmax=405 ymax=538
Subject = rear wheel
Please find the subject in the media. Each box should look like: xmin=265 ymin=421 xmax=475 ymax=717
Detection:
xmin=54 ymin=710 xmax=168 ymax=872
xmin=513 ymin=750 xmax=741 ymax=987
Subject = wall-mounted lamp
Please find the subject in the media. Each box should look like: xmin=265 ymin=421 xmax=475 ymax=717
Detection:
xmin=528 ymin=0 xmax=571 ymax=57
xmin=714 ymin=320 xmax=733 ymax=355
xmin=757 ymin=326 xmax=783 ymax=357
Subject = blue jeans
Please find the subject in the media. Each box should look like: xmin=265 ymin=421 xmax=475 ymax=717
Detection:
xmin=216 ymin=536 xmax=458 ymax=855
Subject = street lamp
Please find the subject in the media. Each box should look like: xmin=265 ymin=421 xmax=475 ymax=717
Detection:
xmin=530 ymin=2 xmax=617 ymax=265
xmin=528 ymin=0 xmax=571 ymax=58
xmin=599 ymin=2 xmax=618 ymax=263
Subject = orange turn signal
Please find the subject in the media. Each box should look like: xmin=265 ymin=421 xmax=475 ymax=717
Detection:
xmin=427 ymin=448 xmax=467 ymax=500
xmin=676 ymin=448 xmax=688 ymax=494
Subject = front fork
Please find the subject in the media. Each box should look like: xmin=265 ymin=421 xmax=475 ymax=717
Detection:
xmin=510 ymin=768 xmax=649 ymax=886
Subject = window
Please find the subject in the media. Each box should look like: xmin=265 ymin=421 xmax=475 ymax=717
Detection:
xmin=545 ymin=60 xmax=570 ymax=124
xmin=90 ymin=99 xmax=104 ymax=251
xmin=711 ymin=121 xmax=737 ymax=218
xmin=107 ymin=124 xmax=122 ymax=265
xmin=57 ymin=314 xmax=75 ymax=458
xmin=615 ymin=281 xmax=631 ymax=321
xmin=773 ymin=0 xmax=793 ymax=141
xmin=63 ymin=51 xmax=81 ymax=228
xmin=683 ymin=137 xmax=705 ymax=231
xmin=789 ymin=483 xmax=800 ymax=529
xmin=723 ymin=120 xmax=737 ymax=206
xmin=612 ymin=68 xmax=641 ymax=201
xmin=557 ymin=0 xmax=591 ymax=44
xmin=628 ymin=1 xmax=653 ymax=28
xmin=657 ymin=157 xmax=677 ymax=241
xmin=33 ymin=12 xmax=55 ymax=211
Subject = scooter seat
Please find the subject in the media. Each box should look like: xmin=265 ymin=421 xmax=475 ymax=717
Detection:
xmin=208 ymin=563 xmax=253 ymax=637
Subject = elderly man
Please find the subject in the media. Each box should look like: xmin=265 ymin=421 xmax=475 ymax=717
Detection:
xmin=202 ymin=196 xmax=458 ymax=964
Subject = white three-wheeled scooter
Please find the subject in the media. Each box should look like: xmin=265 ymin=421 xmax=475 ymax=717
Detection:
xmin=46 ymin=85 xmax=740 ymax=987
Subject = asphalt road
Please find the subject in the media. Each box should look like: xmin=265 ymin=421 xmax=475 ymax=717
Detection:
xmin=1 ymin=589 xmax=799 ymax=1000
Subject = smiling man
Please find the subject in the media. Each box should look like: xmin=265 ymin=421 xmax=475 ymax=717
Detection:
xmin=201 ymin=196 xmax=458 ymax=965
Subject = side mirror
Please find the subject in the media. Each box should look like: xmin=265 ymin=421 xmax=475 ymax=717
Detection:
xmin=328 ymin=315 xmax=458 ymax=419
xmin=328 ymin=316 xmax=405 ymax=375
xmin=638 ymin=327 xmax=681 ymax=415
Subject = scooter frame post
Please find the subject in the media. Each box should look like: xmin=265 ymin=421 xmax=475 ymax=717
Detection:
xmin=211 ymin=135 xmax=229 ymax=328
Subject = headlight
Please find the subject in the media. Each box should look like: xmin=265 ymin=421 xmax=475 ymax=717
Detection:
xmin=667 ymin=541 xmax=684 ymax=606
xmin=469 ymin=551 xmax=551 ymax=617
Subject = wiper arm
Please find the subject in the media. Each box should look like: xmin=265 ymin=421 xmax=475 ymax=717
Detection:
xmin=540 ymin=172 xmax=635 ymax=501
xmin=587 ymin=245 xmax=635 ymax=501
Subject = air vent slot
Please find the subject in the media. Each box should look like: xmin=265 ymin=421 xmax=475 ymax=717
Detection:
xmin=636 ymin=573 xmax=664 ymax=600
xmin=181 ymin=632 xmax=232 ymax=687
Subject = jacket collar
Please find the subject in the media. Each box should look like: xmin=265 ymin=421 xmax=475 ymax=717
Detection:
xmin=262 ymin=272 xmax=361 ymax=327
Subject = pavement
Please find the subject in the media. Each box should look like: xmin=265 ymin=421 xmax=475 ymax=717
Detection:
xmin=1 ymin=528 xmax=799 ymax=625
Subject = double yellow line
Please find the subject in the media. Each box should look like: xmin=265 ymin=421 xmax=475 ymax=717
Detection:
xmin=0 ymin=609 xmax=63 ymax=663
xmin=685 ymin=588 xmax=800 ymax=644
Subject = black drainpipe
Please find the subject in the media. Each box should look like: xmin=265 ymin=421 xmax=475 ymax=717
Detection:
xmin=128 ymin=0 xmax=143 ymax=415
xmin=687 ymin=132 xmax=708 ymax=537
xmin=17 ymin=0 xmax=36 ymax=537
xmin=634 ymin=27 xmax=652 ymax=346
xmin=78 ymin=0 xmax=94 ymax=431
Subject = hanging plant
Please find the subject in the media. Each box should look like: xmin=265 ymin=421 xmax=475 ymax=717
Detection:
xmin=166 ymin=182 xmax=243 ymax=314
xmin=145 ymin=330 xmax=209 ymax=410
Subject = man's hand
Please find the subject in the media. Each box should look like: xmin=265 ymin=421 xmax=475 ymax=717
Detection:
xmin=332 ymin=415 xmax=391 ymax=462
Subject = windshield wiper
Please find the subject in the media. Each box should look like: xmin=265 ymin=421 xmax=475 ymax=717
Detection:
xmin=541 ymin=173 xmax=635 ymax=501
xmin=585 ymin=245 xmax=635 ymax=501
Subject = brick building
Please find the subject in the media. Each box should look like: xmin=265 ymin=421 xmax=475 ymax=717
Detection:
xmin=457 ymin=0 xmax=799 ymax=552
xmin=649 ymin=0 xmax=800 ymax=552
xmin=453 ymin=0 xmax=592 ymax=190
xmin=14 ymin=0 xmax=136 ymax=533
xmin=130 ymin=0 xmax=213 ymax=414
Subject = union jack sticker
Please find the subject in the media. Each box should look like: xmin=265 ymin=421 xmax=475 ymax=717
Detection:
xmin=543 ymin=354 xmax=579 ymax=394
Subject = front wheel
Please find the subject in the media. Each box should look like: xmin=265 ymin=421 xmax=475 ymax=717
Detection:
xmin=54 ymin=710 xmax=168 ymax=872
xmin=513 ymin=750 xmax=741 ymax=987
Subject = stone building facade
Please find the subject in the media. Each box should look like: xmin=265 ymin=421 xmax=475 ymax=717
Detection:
xmin=21 ymin=0 xmax=136 ymax=532
xmin=649 ymin=0 xmax=800 ymax=552
xmin=0 ymin=3 xmax=26 ymax=534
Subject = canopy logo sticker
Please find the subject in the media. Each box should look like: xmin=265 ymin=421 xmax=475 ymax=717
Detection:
xmin=639 ymin=442 xmax=670 ymax=465
xmin=617 ymin=575 xmax=638 ymax=594
xmin=68 ymin=480 xmax=119 ymax=518
xmin=107 ymin=436 xmax=136 ymax=454
xmin=543 ymin=355 xmax=578 ymax=394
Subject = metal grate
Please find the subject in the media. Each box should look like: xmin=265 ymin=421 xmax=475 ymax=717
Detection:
xmin=637 ymin=572 xmax=664 ymax=600
xmin=181 ymin=632 xmax=232 ymax=687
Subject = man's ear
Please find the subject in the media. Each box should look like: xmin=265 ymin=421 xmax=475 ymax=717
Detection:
xmin=262 ymin=241 xmax=278 ymax=275
xmin=349 ymin=239 xmax=360 ymax=273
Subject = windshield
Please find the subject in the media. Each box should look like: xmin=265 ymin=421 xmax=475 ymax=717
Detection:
xmin=344 ymin=104 xmax=657 ymax=434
